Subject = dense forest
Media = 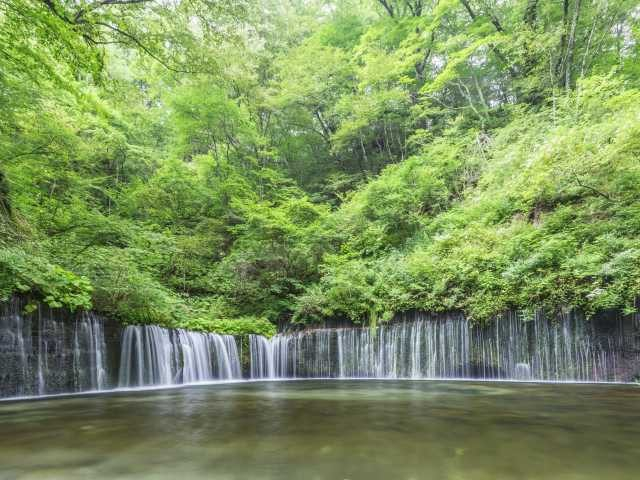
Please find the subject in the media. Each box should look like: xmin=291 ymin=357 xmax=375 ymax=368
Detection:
xmin=1 ymin=0 xmax=639 ymax=335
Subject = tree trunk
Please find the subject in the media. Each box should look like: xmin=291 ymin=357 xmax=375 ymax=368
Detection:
xmin=564 ymin=0 xmax=582 ymax=90
xmin=524 ymin=0 xmax=539 ymax=27
xmin=406 ymin=0 xmax=424 ymax=17
xmin=0 ymin=170 xmax=11 ymax=217
xmin=377 ymin=0 xmax=395 ymax=17
xmin=556 ymin=0 xmax=570 ymax=85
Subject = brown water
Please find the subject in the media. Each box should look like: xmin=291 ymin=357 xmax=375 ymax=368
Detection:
xmin=0 ymin=380 xmax=638 ymax=479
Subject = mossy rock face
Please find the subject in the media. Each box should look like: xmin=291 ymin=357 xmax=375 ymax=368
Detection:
xmin=238 ymin=336 xmax=252 ymax=378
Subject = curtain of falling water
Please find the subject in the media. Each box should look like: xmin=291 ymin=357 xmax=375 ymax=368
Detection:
xmin=2 ymin=302 xmax=637 ymax=397
xmin=0 ymin=298 xmax=107 ymax=397
xmin=249 ymin=312 xmax=630 ymax=382
xmin=118 ymin=325 xmax=241 ymax=387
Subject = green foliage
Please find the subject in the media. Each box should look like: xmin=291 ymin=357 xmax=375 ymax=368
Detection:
xmin=296 ymin=78 xmax=640 ymax=323
xmin=1 ymin=0 xmax=639 ymax=334
xmin=0 ymin=247 xmax=92 ymax=311
xmin=181 ymin=317 xmax=277 ymax=337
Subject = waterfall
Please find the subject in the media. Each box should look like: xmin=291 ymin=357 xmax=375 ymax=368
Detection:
xmin=249 ymin=334 xmax=278 ymax=378
xmin=249 ymin=312 xmax=634 ymax=382
xmin=2 ymin=300 xmax=638 ymax=398
xmin=73 ymin=312 xmax=108 ymax=390
xmin=118 ymin=325 xmax=241 ymax=387
xmin=0 ymin=298 xmax=108 ymax=398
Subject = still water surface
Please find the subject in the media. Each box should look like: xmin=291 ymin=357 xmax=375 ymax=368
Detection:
xmin=0 ymin=380 xmax=638 ymax=480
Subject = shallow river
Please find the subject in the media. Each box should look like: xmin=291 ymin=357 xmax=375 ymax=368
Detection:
xmin=0 ymin=380 xmax=638 ymax=479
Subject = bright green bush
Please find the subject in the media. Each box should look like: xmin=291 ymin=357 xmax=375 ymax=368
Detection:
xmin=180 ymin=317 xmax=277 ymax=337
xmin=0 ymin=247 xmax=92 ymax=311
xmin=292 ymin=79 xmax=640 ymax=323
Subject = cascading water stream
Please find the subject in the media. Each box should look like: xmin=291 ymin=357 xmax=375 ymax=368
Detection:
xmin=249 ymin=312 xmax=637 ymax=382
xmin=73 ymin=312 xmax=108 ymax=390
xmin=0 ymin=299 xmax=108 ymax=397
xmin=118 ymin=325 xmax=241 ymax=387
xmin=249 ymin=334 xmax=275 ymax=379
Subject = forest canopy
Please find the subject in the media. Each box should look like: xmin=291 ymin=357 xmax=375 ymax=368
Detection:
xmin=1 ymin=0 xmax=639 ymax=333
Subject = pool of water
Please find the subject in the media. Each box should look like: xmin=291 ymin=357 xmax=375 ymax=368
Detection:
xmin=0 ymin=380 xmax=638 ymax=479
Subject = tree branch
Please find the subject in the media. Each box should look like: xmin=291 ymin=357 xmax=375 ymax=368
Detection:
xmin=459 ymin=0 xmax=518 ymax=79
xmin=573 ymin=173 xmax=615 ymax=202
xmin=38 ymin=0 xmax=204 ymax=74
xmin=377 ymin=0 xmax=395 ymax=17
xmin=100 ymin=0 xmax=151 ymax=5
xmin=93 ymin=21 xmax=199 ymax=74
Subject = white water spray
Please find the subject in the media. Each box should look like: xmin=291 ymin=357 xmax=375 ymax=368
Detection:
xmin=118 ymin=325 xmax=242 ymax=387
